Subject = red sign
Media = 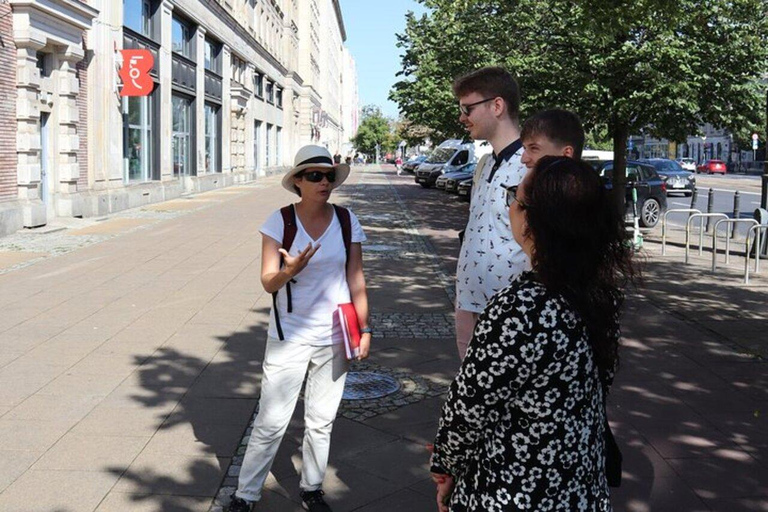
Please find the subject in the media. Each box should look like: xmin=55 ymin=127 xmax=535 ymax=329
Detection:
xmin=120 ymin=50 xmax=154 ymax=97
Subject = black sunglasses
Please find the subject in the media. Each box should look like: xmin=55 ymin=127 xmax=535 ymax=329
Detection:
xmin=298 ymin=170 xmax=337 ymax=183
xmin=503 ymin=184 xmax=530 ymax=210
xmin=459 ymin=97 xmax=497 ymax=116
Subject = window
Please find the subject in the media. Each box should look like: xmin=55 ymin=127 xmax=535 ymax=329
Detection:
xmin=254 ymin=120 xmax=262 ymax=171
xmin=266 ymin=80 xmax=274 ymax=104
xmin=276 ymin=87 xmax=283 ymax=108
xmin=36 ymin=52 xmax=51 ymax=78
xmin=231 ymin=55 xmax=247 ymax=84
xmin=124 ymin=0 xmax=154 ymax=38
xmin=172 ymin=94 xmax=193 ymax=176
xmin=172 ymin=17 xmax=192 ymax=58
xmin=204 ymin=103 xmax=220 ymax=173
xmin=254 ymin=71 xmax=264 ymax=97
xmin=204 ymin=39 xmax=221 ymax=74
xmin=276 ymin=127 xmax=281 ymax=165
xmin=123 ymin=91 xmax=155 ymax=182
xmin=266 ymin=123 xmax=272 ymax=166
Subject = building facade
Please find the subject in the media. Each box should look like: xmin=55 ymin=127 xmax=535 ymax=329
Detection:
xmin=0 ymin=0 xmax=358 ymax=237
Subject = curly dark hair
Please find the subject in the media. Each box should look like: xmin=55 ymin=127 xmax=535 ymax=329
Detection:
xmin=523 ymin=156 xmax=638 ymax=373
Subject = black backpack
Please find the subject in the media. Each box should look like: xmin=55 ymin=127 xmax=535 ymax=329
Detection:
xmin=271 ymin=204 xmax=352 ymax=340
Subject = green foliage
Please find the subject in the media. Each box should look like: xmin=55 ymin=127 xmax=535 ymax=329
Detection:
xmin=390 ymin=0 xmax=768 ymax=207
xmin=351 ymin=105 xmax=397 ymax=156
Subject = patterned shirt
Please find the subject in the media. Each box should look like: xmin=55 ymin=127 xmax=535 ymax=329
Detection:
xmin=433 ymin=272 xmax=614 ymax=512
xmin=456 ymin=140 xmax=529 ymax=313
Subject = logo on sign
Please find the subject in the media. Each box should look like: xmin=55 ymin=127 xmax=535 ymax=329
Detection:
xmin=120 ymin=50 xmax=154 ymax=97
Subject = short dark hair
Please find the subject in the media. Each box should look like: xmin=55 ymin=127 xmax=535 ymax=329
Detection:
xmin=452 ymin=67 xmax=520 ymax=122
xmin=524 ymin=156 xmax=637 ymax=373
xmin=521 ymin=109 xmax=585 ymax=160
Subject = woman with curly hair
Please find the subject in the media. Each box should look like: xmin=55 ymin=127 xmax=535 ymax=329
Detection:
xmin=430 ymin=156 xmax=637 ymax=511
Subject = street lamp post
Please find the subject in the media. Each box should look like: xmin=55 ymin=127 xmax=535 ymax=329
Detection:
xmin=763 ymin=90 xmax=768 ymax=209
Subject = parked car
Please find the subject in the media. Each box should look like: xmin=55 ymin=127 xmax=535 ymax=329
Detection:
xmin=697 ymin=159 xmax=727 ymax=174
xmin=457 ymin=178 xmax=473 ymax=201
xmin=436 ymin=163 xmax=477 ymax=192
xmin=401 ymin=155 xmax=428 ymax=174
xmin=640 ymin=158 xmax=696 ymax=197
xmin=588 ymin=160 xmax=668 ymax=228
xmin=677 ymin=157 xmax=697 ymax=172
xmin=415 ymin=140 xmax=473 ymax=188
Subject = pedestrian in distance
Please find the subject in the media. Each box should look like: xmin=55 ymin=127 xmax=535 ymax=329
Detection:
xmin=395 ymin=155 xmax=403 ymax=175
xmin=520 ymin=108 xmax=585 ymax=170
xmin=228 ymin=145 xmax=372 ymax=512
xmin=431 ymin=156 xmax=637 ymax=511
xmin=453 ymin=67 xmax=528 ymax=361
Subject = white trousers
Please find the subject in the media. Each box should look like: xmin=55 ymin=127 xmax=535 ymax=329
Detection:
xmin=236 ymin=337 xmax=349 ymax=502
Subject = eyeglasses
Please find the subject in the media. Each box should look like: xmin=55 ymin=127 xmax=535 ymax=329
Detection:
xmin=298 ymin=170 xmax=337 ymax=183
xmin=503 ymin=184 xmax=530 ymax=210
xmin=459 ymin=97 xmax=497 ymax=116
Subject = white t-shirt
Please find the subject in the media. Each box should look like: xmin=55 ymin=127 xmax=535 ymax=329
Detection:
xmin=260 ymin=205 xmax=366 ymax=345
xmin=456 ymin=143 xmax=530 ymax=313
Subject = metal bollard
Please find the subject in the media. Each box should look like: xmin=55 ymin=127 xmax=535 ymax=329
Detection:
xmin=689 ymin=187 xmax=698 ymax=210
xmin=732 ymin=191 xmax=740 ymax=239
xmin=705 ymin=189 xmax=715 ymax=232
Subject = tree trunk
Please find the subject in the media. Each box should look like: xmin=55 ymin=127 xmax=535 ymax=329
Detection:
xmin=612 ymin=123 xmax=629 ymax=217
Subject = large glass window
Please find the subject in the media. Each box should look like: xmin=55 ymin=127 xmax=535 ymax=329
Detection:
xmin=123 ymin=91 xmax=155 ymax=182
xmin=172 ymin=17 xmax=192 ymax=58
xmin=204 ymin=39 xmax=220 ymax=74
xmin=172 ymin=95 xmax=192 ymax=176
xmin=276 ymin=126 xmax=281 ymax=165
xmin=276 ymin=87 xmax=283 ymax=108
xmin=205 ymin=103 xmax=220 ymax=173
xmin=266 ymin=123 xmax=272 ymax=166
xmin=124 ymin=0 xmax=153 ymax=37
xmin=254 ymin=120 xmax=262 ymax=171
xmin=266 ymin=80 xmax=274 ymax=104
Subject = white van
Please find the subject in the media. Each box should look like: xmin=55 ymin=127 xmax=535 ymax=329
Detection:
xmin=414 ymin=139 xmax=491 ymax=187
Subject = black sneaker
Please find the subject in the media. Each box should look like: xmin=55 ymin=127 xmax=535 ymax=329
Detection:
xmin=300 ymin=490 xmax=332 ymax=512
xmin=227 ymin=495 xmax=253 ymax=512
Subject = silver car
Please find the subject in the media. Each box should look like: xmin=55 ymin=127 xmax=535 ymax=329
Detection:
xmin=677 ymin=158 xmax=696 ymax=172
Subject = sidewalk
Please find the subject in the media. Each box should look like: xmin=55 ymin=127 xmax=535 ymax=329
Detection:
xmin=0 ymin=165 xmax=765 ymax=511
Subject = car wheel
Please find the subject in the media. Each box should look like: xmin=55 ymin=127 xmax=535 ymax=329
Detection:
xmin=419 ymin=183 xmax=431 ymax=188
xmin=684 ymin=191 xmax=693 ymax=197
xmin=640 ymin=198 xmax=661 ymax=228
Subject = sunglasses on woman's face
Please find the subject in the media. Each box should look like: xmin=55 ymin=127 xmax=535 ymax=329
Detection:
xmin=503 ymin=184 xmax=530 ymax=210
xmin=299 ymin=170 xmax=337 ymax=183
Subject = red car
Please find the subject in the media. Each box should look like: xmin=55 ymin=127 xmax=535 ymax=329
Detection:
xmin=696 ymin=159 xmax=726 ymax=174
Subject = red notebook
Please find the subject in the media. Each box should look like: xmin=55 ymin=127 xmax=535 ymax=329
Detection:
xmin=337 ymin=302 xmax=361 ymax=360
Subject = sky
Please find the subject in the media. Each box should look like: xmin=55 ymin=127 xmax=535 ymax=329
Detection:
xmin=338 ymin=0 xmax=428 ymax=119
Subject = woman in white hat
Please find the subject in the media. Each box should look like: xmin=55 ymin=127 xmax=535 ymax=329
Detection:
xmin=229 ymin=145 xmax=371 ymax=512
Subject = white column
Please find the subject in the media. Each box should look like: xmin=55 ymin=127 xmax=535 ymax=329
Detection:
xmin=159 ymin=0 xmax=174 ymax=180
xmin=195 ymin=26 xmax=206 ymax=175
xmin=55 ymin=47 xmax=85 ymax=198
xmin=221 ymin=44 xmax=231 ymax=173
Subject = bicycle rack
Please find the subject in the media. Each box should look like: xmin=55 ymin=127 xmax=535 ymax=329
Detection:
xmin=745 ymin=225 xmax=768 ymax=284
xmin=685 ymin=213 xmax=728 ymax=264
xmin=711 ymin=218 xmax=758 ymax=271
xmin=662 ymin=209 xmax=701 ymax=256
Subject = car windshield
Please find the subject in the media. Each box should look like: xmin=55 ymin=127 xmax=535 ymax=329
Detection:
xmin=427 ymin=147 xmax=457 ymax=164
xmin=654 ymin=160 xmax=684 ymax=173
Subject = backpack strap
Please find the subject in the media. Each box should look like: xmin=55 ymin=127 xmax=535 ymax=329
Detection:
xmin=272 ymin=204 xmax=298 ymax=341
xmin=333 ymin=204 xmax=352 ymax=269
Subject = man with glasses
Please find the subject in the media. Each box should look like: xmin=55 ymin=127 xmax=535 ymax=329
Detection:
xmin=453 ymin=67 xmax=529 ymax=360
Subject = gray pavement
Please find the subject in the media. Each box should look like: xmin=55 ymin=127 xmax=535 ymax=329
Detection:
xmin=0 ymin=165 xmax=765 ymax=511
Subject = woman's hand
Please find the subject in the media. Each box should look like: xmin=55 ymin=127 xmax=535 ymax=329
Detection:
xmin=357 ymin=332 xmax=371 ymax=360
xmin=432 ymin=473 xmax=455 ymax=512
xmin=279 ymin=242 xmax=320 ymax=278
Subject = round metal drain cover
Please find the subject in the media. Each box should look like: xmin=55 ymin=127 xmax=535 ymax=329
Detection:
xmin=343 ymin=371 xmax=401 ymax=400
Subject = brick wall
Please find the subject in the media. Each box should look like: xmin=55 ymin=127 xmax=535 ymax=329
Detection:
xmin=0 ymin=3 xmax=18 ymax=201
xmin=76 ymin=35 xmax=88 ymax=190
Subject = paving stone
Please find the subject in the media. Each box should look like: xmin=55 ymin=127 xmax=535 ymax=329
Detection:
xmin=33 ymin=433 xmax=149 ymax=471
xmin=0 ymin=468 xmax=120 ymax=512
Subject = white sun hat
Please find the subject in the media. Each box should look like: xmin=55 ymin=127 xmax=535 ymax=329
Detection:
xmin=281 ymin=145 xmax=351 ymax=195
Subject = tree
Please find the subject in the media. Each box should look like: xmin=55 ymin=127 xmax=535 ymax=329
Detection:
xmin=351 ymin=105 xmax=396 ymax=158
xmin=390 ymin=0 xmax=768 ymax=211
xmin=395 ymin=118 xmax=433 ymax=149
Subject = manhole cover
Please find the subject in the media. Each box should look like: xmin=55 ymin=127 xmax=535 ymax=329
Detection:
xmin=364 ymin=244 xmax=400 ymax=252
xmin=343 ymin=371 xmax=401 ymax=400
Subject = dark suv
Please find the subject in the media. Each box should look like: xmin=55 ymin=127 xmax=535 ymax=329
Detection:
xmin=589 ymin=160 xmax=668 ymax=228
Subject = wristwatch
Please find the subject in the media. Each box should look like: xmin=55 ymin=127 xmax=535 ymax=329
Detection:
xmin=360 ymin=327 xmax=373 ymax=335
